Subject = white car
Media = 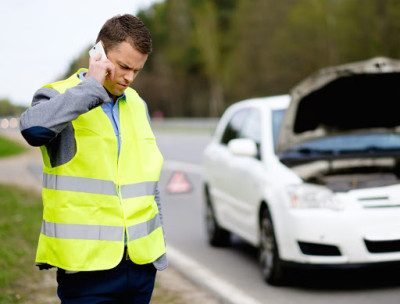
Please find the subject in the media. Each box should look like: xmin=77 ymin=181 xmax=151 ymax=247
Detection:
xmin=202 ymin=57 xmax=400 ymax=285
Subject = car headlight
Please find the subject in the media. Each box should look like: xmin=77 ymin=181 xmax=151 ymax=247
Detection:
xmin=288 ymin=184 xmax=344 ymax=211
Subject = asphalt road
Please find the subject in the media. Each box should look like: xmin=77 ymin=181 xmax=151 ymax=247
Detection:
xmin=13 ymin=125 xmax=400 ymax=304
xmin=155 ymin=131 xmax=400 ymax=304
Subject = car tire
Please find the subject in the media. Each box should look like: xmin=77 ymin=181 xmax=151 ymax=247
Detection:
xmin=204 ymin=186 xmax=230 ymax=247
xmin=259 ymin=206 xmax=287 ymax=285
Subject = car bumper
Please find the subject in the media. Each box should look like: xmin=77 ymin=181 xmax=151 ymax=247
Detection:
xmin=278 ymin=207 xmax=400 ymax=265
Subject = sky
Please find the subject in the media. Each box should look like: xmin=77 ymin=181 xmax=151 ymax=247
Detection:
xmin=0 ymin=0 xmax=163 ymax=107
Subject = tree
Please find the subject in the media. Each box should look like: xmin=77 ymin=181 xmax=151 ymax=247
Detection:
xmin=0 ymin=99 xmax=26 ymax=116
xmin=337 ymin=0 xmax=400 ymax=60
xmin=192 ymin=1 xmax=225 ymax=116
xmin=56 ymin=0 xmax=400 ymax=117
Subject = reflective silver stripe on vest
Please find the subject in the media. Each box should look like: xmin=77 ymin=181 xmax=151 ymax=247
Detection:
xmin=41 ymin=220 xmax=123 ymax=241
xmin=120 ymin=181 xmax=157 ymax=199
xmin=127 ymin=215 xmax=161 ymax=241
xmin=43 ymin=173 xmax=117 ymax=196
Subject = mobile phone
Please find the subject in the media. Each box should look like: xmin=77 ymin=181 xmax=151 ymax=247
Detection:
xmin=89 ymin=41 xmax=107 ymax=61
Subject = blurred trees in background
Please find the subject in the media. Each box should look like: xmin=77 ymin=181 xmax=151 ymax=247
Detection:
xmin=0 ymin=99 xmax=26 ymax=116
xmin=65 ymin=0 xmax=400 ymax=117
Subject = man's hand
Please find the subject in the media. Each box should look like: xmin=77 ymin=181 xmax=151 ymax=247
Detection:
xmin=85 ymin=53 xmax=115 ymax=85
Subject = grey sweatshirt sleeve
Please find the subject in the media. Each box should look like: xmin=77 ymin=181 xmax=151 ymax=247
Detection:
xmin=155 ymin=185 xmax=164 ymax=225
xmin=20 ymin=77 xmax=110 ymax=146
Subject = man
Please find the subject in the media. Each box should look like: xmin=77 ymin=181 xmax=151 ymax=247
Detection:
xmin=19 ymin=14 xmax=167 ymax=304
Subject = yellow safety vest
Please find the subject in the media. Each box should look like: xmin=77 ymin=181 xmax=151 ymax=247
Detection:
xmin=36 ymin=69 xmax=166 ymax=271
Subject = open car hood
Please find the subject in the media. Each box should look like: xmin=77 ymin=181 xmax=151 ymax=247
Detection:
xmin=277 ymin=57 xmax=400 ymax=154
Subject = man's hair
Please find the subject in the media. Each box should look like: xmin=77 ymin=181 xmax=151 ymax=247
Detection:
xmin=96 ymin=14 xmax=152 ymax=55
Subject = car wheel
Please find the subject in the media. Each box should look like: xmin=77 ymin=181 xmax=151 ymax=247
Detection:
xmin=259 ymin=206 xmax=286 ymax=285
xmin=204 ymin=186 xmax=230 ymax=247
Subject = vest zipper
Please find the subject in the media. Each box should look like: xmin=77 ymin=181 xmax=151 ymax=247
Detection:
xmin=126 ymin=247 xmax=130 ymax=260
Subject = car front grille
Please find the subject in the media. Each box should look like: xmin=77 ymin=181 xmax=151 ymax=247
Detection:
xmin=358 ymin=196 xmax=400 ymax=208
xmin=364 ymin=239 xmax=400 ymax=253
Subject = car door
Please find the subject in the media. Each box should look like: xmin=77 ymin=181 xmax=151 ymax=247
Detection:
xmin=207 ymin=108 xmax=250 ymax=228
xmin=225 ymin=108 xmax=264 ymax=240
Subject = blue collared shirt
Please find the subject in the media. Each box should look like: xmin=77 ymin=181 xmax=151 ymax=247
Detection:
xmin=79 ymin=71 xmax=123 ymax=155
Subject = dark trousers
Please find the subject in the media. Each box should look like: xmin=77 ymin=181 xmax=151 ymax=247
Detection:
xmin=56 ymin=256 xmax=157 ymax=304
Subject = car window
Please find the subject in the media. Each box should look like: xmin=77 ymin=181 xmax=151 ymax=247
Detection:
xmin=240 ymin=109 xmax=262 ymax=159
xmin=221 ymin=108 xmax=249 ymax=145
xmin=288 ymin=133 xmax=400 ymax=154
xmin=240 ymin=110 xmax=261 ymax=142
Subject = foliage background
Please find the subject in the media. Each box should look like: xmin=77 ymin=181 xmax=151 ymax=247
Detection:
xmin=42 ymin=0 xmax=400 ymax=117
xmin=0 ymin=99 xmax=26 ymax=116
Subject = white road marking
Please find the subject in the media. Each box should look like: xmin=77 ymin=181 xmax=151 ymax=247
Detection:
xmin=167 ymin=245 xmax=263 ymax=304
xmin=164 ymin=160 xmax=262 ymax=303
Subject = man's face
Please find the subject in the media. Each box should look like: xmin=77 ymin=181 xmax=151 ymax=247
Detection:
xmin=103 ymin=41 xmax=148 ymax=98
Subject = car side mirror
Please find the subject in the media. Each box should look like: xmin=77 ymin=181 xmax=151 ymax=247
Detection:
xmin=228 ymin=138 xmax=258 ymax=158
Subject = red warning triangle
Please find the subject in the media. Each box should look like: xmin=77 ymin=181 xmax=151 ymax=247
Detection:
xmin=167 ymin=171 xmax=192 ymax=194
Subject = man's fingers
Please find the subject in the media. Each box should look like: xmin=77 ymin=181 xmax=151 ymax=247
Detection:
xmin=86 ymin=55 xmax=114 ymax=84
xmin=106 ymin=63 xmax=115 ymax=80
xmin=90 ymin=53 xmax=102 ymax=63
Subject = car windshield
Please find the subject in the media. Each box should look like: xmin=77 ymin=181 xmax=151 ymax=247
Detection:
xmin=272 ymin=109 xmax=285 ymax=151
xmin=271 ymin=108 xmax=400 ymax=157
xmin=284 ymin=133 xmax=400 ymax=156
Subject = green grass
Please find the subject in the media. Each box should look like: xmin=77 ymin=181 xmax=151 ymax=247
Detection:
xmin=0 ymin=135 xmax=26 ymax=157
xmin=0 ymin=184 xmax=45 ymax=303
xmin=0 ymin=184 xmax=194 ymax=303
